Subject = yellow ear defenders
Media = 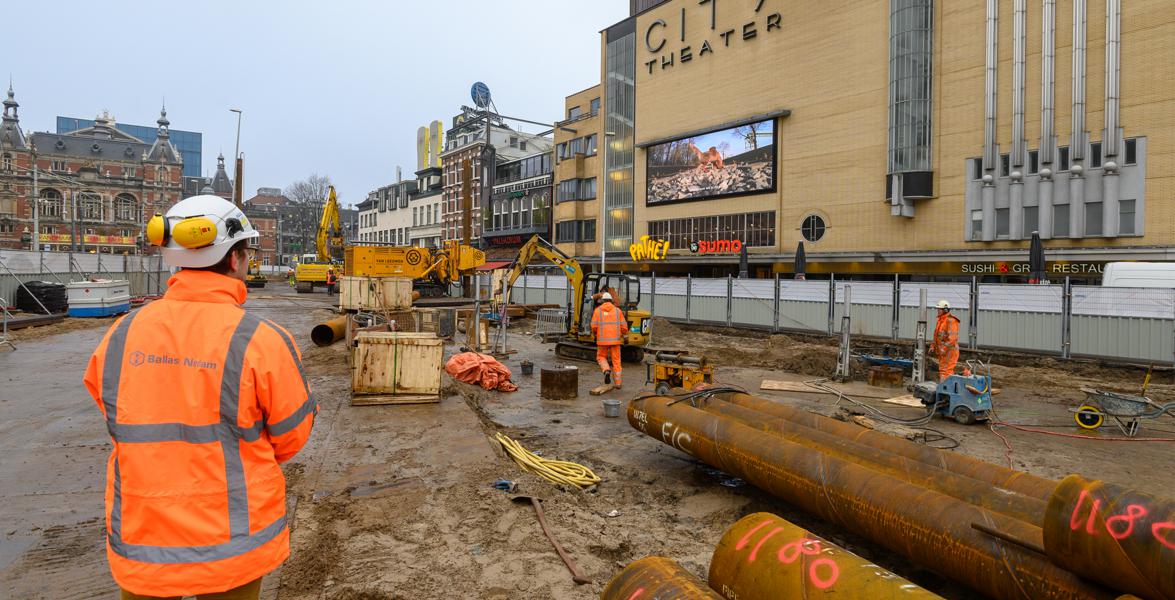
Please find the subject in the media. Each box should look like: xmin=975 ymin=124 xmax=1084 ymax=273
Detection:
xmin=146 ymin=212 xmax=221 ymax=249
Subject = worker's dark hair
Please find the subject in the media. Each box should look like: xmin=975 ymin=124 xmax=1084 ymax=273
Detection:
xmin=193 ymin=240 xmax=249 ymax=275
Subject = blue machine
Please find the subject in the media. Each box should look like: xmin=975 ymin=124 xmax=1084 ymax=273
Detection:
xmin=911 ymin=363 xmax=993 ymax=425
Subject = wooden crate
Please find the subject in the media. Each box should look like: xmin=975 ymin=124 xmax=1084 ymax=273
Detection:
xmin=351 ymin=332 xmax=443 ymax=405
xmin=339 ymin=276 xmax=414 ymax=312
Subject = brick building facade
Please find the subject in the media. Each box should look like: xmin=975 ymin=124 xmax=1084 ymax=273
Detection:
xmin=0 ymin=87 xmax=183 ymax=253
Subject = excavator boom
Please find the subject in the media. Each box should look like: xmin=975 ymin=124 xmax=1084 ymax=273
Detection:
xmin=497 ymin=236 xmax=586 ymax=331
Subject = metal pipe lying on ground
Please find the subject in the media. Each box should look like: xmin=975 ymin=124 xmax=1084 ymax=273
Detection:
xmin=627 ymin=395 xmax=1114 ymax=600
xmin=311 ymin=315 xmax=348 ymax=347
xmin=717 ymin=391 xmax=1058 ymax=501
xmin=698 ymin=398 xmax=1047 ymax=524
xmin=709 ymin=512 xmax=944 ymax=599
xmin=1044 ymin=474 xmax=1175 ymax=600
xmin=600 ymin=556 xmax=722 ymax=600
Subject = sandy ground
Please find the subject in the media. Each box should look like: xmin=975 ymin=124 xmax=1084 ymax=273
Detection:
xmin=1 ymin=286 xmax=1173 ymax=599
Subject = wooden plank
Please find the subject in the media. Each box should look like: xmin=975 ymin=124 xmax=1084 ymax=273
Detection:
xmin=759 ymin=379 xmax=894 ymax=399
xmin=351 ymin=393 xmax=440 ymax=406
xmin=882 ymin=394 xmax=924 ymax=407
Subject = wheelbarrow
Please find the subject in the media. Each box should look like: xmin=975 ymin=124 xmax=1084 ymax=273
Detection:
xmin=1072 ymin=387 xmax=1175 ymax=437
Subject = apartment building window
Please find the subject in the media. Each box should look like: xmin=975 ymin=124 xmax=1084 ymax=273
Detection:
xmin=556 ymin=219 xmax=596 ymax=242
xmin=1085 ymin=202 xmax=1103 ymax=236
xmin=2 ymin=153 xmax=11 ymax=171
xmin=115 ymin=194 xmax=137 ymax=221
xmin=1089 ymin=142 xmax=1102 ymax=168
xmin=557 ymin=178 xmax=597 ymax=202
xmin=1053 ymin=205 xmax=1070 ymax=237
xmin=52 ymin=160 xmax=67 ymax=172
xmin=1119 ymin=200 xmax=1136 ymax=235
xmin=971 ymin=158 xmax=983 ymax=181
xmin=1124 ymin=138 xmax=1137 ymax=165
xmin=39 ymin=189 xmax=63 ymax=218
xmin=1023 ymin=206 xmax=1039 ymax=236
xmin=970 ymin=210 xmax=983 ymax=240
xmin=125 ymin=167 xmax=137 ymax=178
xmin=567 ymin=106 xmax=582 ymax=120
xmin=1028 ymin=150 xmax=1039 ymax=175
xmin=995 ymin=208 xmax=1009 ymax=238
xmin=1058 ymin=146 xmax=1070 ymax=171
xmin=79 ymin=192 xmax=103 ymax=220
xmin=999 ymin=154 xmax=1010 ymax=177
xmin=590 ymin=97 xmax=600 ymax=114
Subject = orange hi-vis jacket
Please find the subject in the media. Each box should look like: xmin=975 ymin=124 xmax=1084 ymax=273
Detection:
xmin=933 ymin=311 xmax=961 ymax=354
xmin=84 ymin=269 xmax=315 ymax=597
xmin=591 ymin=302 xmax=628 ymax=346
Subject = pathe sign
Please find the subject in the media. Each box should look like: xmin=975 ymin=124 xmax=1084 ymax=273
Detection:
xmin=630 ymin=235 xmax=671 ymax=261
xmin=644 ymin=0 xmax=783 ymax=75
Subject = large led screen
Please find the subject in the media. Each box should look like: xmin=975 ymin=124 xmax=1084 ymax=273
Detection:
xmin=646 ymin=119 xmax=776 ymax=205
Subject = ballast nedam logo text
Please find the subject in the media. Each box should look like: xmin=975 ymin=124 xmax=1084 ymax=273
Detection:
xmin=128 ymin=350 xmax=217 ymax=370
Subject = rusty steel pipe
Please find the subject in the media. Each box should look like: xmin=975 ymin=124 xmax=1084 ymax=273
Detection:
xmin=627 ymin=396 xmax=1114 ymax=600
xmin=601 ymin=556 xmax=722 ymax=600
xmin=698 ymin=398 xmax=1047 ymax=524
xmin=311 ymin=315 xmax=347 ymax=347
xmin=710 ymin=512 xmax=943 ymax=599
xmin=717 ymin=391 xmax=1057 ymax=501
xmin=1044 ymin=474 xmax=1175 ymax=600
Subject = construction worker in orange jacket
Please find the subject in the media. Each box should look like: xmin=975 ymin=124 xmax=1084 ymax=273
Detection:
xmin=931 ymin=299 xmax=961 ymax=382
xmin=591 ymin=292 xmax=628 ymax=388
xmin=84 ymin=195 xmax=315 ymax=600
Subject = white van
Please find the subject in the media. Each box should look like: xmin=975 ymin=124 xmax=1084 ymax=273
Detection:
xmin=1101 ymin=262 xmax=1175 ymax=288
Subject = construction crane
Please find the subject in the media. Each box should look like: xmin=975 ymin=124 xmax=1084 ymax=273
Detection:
xmin=293 ymin=185 xmax=344 ymax=293
xmin=496 ymin=235 xmax=650 ymax=363
xmin=345 ymin=241 xmax=485 ymax=297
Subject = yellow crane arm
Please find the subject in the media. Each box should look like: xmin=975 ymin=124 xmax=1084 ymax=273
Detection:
xmin=316 ymin=185 xmax=343 ymax=263
xmin=497 ymin=235 xmax=586 ymax=331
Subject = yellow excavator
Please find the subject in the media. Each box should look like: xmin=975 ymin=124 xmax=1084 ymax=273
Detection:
xmin=294 ymin=185 xmax=344 ymax=293
xmin=496 ymin=235 xmax=651 ymax=362
xmin=245 ymin=253 xmax=267 ymax=288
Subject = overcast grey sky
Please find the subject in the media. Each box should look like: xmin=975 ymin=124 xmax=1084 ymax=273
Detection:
xmin=6 ymin=0 xmax=627 ymax=206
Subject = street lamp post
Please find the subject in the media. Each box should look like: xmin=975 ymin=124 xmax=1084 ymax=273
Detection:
xmin=601 ymin=131 xmax=616 ymax=273
xmin=230 ymin=108 xmax=242 ymax=204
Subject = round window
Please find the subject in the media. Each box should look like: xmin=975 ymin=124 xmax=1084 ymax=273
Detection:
xmin=801 ymin=214 xmax=826 ymax=242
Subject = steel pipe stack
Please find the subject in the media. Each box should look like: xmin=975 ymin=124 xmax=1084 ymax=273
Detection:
xmin=627 ymin=394 xmax=1117 ymax=600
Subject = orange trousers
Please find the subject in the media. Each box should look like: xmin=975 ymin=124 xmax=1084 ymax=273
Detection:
xmin=596 ymin=344 xmax=622 ymax=385
xmin=121 ymin=578 xmax=261 ymax=600
xmin=937 ymin=347 xmax=959 ymax=382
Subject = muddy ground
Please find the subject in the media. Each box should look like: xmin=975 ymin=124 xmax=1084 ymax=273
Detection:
xmin=1 ymin=286 xmax=1173 ymax=599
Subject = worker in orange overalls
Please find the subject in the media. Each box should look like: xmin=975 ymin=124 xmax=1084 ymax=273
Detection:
xmin=931 ymin=299 xmax=961 ymax=382
xmin=591 ymin=291 xmax=628 ymax=389
xmin=84 ymin=195 xmax=315 ymax=600
xmin=326 ymin=267 xmax=337 ymax=296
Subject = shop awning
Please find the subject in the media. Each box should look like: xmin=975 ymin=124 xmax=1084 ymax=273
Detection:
xmin=477 ymin=261 xmax=513 ymax=271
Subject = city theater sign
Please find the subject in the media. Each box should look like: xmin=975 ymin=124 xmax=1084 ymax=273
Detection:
xmin=644 ymin=0 xmax=782 ymax=75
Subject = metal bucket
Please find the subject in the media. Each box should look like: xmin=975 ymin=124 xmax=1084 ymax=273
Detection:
xmin=603 ymin=399 xmax=622 ymax=418
xmin=520 ymin=360 xmax=534 ymax=376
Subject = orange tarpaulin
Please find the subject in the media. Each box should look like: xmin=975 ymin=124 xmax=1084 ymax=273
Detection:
xmin=445 ymin=352 xmax=518 ymax=392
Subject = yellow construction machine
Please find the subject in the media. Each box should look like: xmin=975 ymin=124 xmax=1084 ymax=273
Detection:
xmin=344 ymin=242 xmax=485 ymax=297
xmin=294 ymin=185 xmax=344 ymax=293
xmin=245 ymin=253 xmax=267 ymax=288
xmin=496 ymin=235 xmax=651 ymax=362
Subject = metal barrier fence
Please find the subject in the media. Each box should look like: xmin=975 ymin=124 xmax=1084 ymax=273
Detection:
xmin=0 ymin=249 xmax=170 ymax=306
xmin=509 ymin=270 xmax=1175 ymax=366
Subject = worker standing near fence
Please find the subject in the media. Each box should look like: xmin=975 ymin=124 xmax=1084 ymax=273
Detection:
xmin=931 ymin=299 xmax=961 ymax=381
xmin=83 ymin=195 xmax=316 ymax=600
xmin=326 ymin=267 xmax=337 ymax=296
xmin=591 ymin=292 xmax=628 ymax=390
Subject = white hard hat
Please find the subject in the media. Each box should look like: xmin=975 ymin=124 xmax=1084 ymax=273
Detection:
xmin=936 ymin=300 xmax=951 ymax=310
xmin=147 ymin=195 xmax=260 ymax=268
xmin=601 ymin=292 xmax=613 ymax=301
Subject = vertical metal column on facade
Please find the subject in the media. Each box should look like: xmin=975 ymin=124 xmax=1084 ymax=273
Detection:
xmin=886 ymin=0 xmax=934 ymax=218
xmin=1101 ymin=0 xmax=1122 ymax=237
xmin=604 ymin=19 xmax=636 ymax=258
xmin=1039 ymin=0 xmax=1057 ymax=239
xmin=1069 ymin=0 xmax=1088 ymax=237
xmin=981 ymin=0 xmax=999 ymax=240
xmin=1009 ymin=0 xmax=1027 ymax=240
xmin=685 ymin=274 xmax=692 ymax=324
xmin=968 ymin=277 xmax=980 ymax=350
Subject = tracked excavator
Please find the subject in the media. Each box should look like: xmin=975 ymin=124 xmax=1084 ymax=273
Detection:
xmin=293 ymin=185 xmax=344 ymax=293
xmin=496 ymin=235 xmax=651 ymax=363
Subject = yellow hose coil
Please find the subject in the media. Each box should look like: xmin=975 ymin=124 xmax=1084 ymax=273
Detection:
xmin=494 ymin=432 xmax=602 ymax=490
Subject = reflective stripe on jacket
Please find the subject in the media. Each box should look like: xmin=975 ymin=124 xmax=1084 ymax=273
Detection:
xmin=933 ymin=312 xmax=961 ymax=353
xmin=83 ymin=270 xmax=315 ymax=597
xmin=591 ymin=302 xmax=628 ymax=345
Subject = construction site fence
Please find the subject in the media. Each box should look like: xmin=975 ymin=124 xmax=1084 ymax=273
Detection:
xmin=508 ymin=270 xmax=1175 ymax=366
xmin=0 ymin=249 xmax=170 ymax=306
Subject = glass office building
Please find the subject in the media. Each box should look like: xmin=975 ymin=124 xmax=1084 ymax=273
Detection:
xmin=57 ymin=116 xmax=202 ymax=178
